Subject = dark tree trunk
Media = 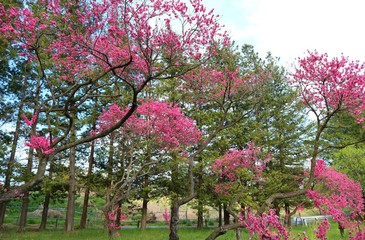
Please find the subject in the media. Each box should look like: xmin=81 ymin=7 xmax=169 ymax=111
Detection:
xmin=197 ymin=200 xmax=204 ymax=229
xmin=0 ymin=204 xmax=6 ymax=231
xmin=140 ymin=198 xmax=148 ymax=229
xmin=106 ymin=133 xmax=115 ymax=206
xmin=223 ymin=204 xmax=230 ymax=225
xmin=39 ymin=190 xmax=51 ymax=230
xmin=169 ymin=198 xmax=180 ymax=240
xmin=273 ymin=201 xmax=280 ymax=216
xmin=80 ymin=137 xmax=95 ymax=229
xmin=18 ymin=121 xmax=36 ymax=232
xmin=196 ymin=161 xmax=204 ymax=229
xmin=65 ymin=119 xmax=76 ymax=232
xmin=218 ymin=204 xmax=222 ymax=227
xmin=79 ymin=177 xmax=91 ymax=229
xmin=116 ymin=202 xmax=122 ymax=227
xmin=17 ymin=191 xmax=30 ymax=232
xmin=17 ymin=153 xmax=34 ymax=232
xmin=284 ymin=202 xmax=291 ymax=227
xmin=235 ymin=227 xmax=242 ymax=240
xmin=104 ymin=133 xmax=115 ymax=237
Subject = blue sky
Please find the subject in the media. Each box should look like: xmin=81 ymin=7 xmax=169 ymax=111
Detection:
xmin=204 ymin=0 xmax=365 ymax=67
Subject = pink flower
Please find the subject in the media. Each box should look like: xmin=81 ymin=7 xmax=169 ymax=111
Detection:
xmin=108 ymin=207 xmax=127 ymax=238
xmin=162 ymin=208 xmax=170 ymax=226
xmin=307 ymin=159 xmax=364 ymax=231
xmin=314 ymin=219 xmax=330 ymax=240
xmin=22 ymin=112 xmax=37 ymax=127
xmin=95 ymin=101 xmax=202 ymax=150
xmin=241 ymin=209 xmax=289 ymax=240
xmin=25 ymin=134 xmax=55 ymax=155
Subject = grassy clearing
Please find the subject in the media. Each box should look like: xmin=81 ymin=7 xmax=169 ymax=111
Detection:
xmin=0 ymin=223 xmax=349 ymax=239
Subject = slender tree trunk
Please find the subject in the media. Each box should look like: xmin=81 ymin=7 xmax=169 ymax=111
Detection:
xmin=116 ymin=202 xmax=122 ymax=227
xmin=0 ymin=203 xmax=6 ymax=231
xmin=65 ymin=119 xmax=77 ymax=232
xmin=169 ymin=198 xmax=180 ymax=240
xmin=39 ymin=108 xmax=57 ymax=231
xmin=106 ymin=133 xmax=115 ymax=205
xmin=273 ymin=201 xmax=280 ymax=216
xmin=17 ymin=191 xmax=30 ymax=232
xmin=284 ymin=202 xmax=291 ymax=227
xmin=39 ymin=190 xmax=51 ymax=230
xmin=79 ymin=179 xmax=91 ymax=229
xmin=80 ymin=138 xmax=95 ymax=229
xmin=0 ymin=75 xmax=28 ymax=230
xmin=104 ymin=133 xmax=115 ymax=235
xmin=140 ymin=198 xmax=148 ymax=229
xmin=168 ymin=150 xmax=197 ymax=240
xmin=218 ymin=204 xmax=222 ymax=227
xmin=235 ymin=227 xmax=242 ymax=240
xmin=18 ymin=119 xmax=36 ymax=232
xmin=196 ymin=161 xmax=204 ymax=229
xmin=284 ymin=203 xmax=298 ymax=227
xmin=197 ymin=201 xmax=204 ymax=229
xmin=223 ymin=204 xmax=230 ymax=225
xmin=39 ymin=158 xmax=54 ymax=230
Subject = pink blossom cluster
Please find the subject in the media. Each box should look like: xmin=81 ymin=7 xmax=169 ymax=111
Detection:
xmin=96 ymin=101 xmax=201 ymax=150
xmin=212 ymin=182 xmax=235 ymax=196
xmin=25 ymin=134 xmax=55 ymax=155
xmin=349 ymin=228 xmax=365 ymax=240
xmin=211 ymin=143 xmax=270 ymax=182
xmin=162 ymin=208 xmax=170 ymax=226
xmin=307 ymin=159 xmax=364 ymax=236
xmin=291 ymin=51 xmax=365 ymax=124
xmin=22 ymin=112 xmax=55 ymax=155
xmin=22 ymin=112 xmax=38 ymax=126
xmin=240 ymin=209 xmax=289 ymax=240
xmin=108 ymin=207 xmax=127 ymax=239
xmin=0 ymin=0 xmax=229 ymax=85
xmin=313 ymin=218 xmax=330 ymax=240
xmin=181 ymin=66 xmax=253 ymax=104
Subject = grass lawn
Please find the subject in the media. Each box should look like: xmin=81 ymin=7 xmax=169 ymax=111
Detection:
xmin=0 ymin=228 xmax=240 ymax=240
xmin=0 ymin=224 xmax=349 ymax=239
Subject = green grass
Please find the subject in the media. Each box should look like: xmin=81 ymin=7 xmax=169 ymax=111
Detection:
xmin=0 ymin=228 xmax=241 ymax=240
xmin=0 ymin=224 xmax=350 ymax=239
xmin=289 ymin=224 xmax=348 ymax=240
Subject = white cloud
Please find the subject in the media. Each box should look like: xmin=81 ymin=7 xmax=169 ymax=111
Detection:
xmin=203 ymin=0 xmax=365 ymax=67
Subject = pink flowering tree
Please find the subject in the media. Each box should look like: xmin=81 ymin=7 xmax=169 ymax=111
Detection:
xmin=291 ymin=51 xmax=365 ymax=124
xmin=94 ymin=100 xmax=201 ymax=235
xmin=235 ymin=51 xmax=365 ymax=240
xmin=0 ymin=0 xmax=228 ymax=204
xmin=207 ymin=51 xmax=365 ymax=239
xmin=307 ymin=159 xmax=364 ymax=238
xmin=258 ymin=51 xmax=365 ymax=209
xmin=207 ymin=143 xmax=273 ymax=240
